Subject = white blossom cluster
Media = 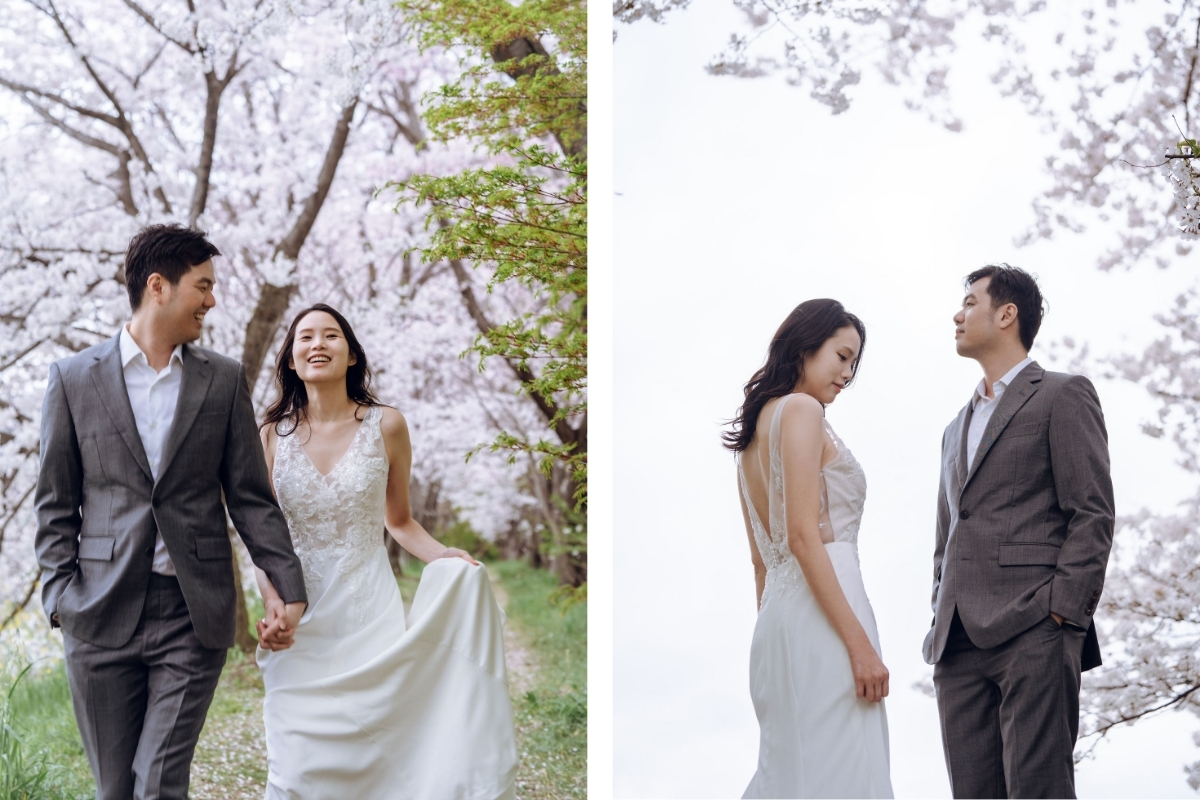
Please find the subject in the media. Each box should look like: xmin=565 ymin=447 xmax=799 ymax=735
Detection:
xmin=650 ymin=1 xmax=1200 ymax=269
xmin=1164 ymin=154 xmax=1200 ymax=239
xmin=612 ymin=0 xmax=690 ymax=30
xmin=1079 ymin=290 xmax=1200 ymax=782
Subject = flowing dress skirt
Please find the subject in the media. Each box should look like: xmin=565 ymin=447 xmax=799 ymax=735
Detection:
xmin=258 ymin=552 xmax=518 ymax=800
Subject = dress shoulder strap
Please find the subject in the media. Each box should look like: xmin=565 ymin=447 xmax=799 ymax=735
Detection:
xmin=362 ymin=405 xmax=387 ymax=456
xmin=767 ymin=394 xmax=790 ymax=461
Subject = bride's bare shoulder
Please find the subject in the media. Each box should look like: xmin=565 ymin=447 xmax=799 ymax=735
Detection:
xmin=377 ymin=405 xmax=410 ymax=440
xmin=777 ymin=393 xmax=824 ymax=427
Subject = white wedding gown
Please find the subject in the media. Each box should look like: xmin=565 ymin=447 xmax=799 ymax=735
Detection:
xmin=257 ymin=406 xmax=518 ymax=799
xmin=739 ymin=396 xmax=892 ymax=799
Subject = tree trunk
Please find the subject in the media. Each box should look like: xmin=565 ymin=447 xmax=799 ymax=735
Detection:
xmin=240 ymin=281 xmax=298 ymax=393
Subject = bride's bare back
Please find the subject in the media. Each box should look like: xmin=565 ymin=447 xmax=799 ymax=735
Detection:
xmin=741 ymin=394 xmax=839 ymax=552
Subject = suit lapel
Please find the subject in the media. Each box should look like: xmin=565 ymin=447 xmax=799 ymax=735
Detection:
xmin=89 ymin=335 xmax=153 ymax=482
xmin=955 ymin=402 xmax=972 ymax=492
xmin=156 ymin=344 xmax=212 ymax=485
xmin=962 ymin=362 xmax=1043 ymax=493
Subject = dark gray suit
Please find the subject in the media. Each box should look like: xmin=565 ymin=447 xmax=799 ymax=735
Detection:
xmin=923 ymin=361 xmax=1114 ymax=799
xmin=34 ymin=334 xmax=306 ymax=799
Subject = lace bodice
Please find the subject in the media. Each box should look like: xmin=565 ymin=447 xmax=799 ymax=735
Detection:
xmin=272 ymin=405 xmax=389 ymax=623
xmin=739 ymin=395 xmax=867 ymax=600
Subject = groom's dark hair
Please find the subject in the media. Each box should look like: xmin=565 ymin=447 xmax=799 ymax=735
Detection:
xmin=965 ymin=264 xmax=1046 ymax=351
xmin=123 ymin=224 xmax=221 ymax=310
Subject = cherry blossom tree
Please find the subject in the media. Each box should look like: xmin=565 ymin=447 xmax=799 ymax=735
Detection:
xmin=0 ymin=0 xmax=550 ymax=654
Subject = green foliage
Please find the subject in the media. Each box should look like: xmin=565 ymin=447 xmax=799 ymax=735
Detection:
xmin=0 ymin=665 xmax=91 ymax=799
xmin=437 ymin=521 xmax=500 ymax=560
xmin=491 ymin=559 xmax=586 ymax=799
xmin=537 ymin=494 xmax=586 ymax=572
xmin=395 ymin=0 xmax=586 ymax=155
xmin=391 ymin=0 xmax=587 ymax=508
xmin=0 ymin=666 xmax=49 ymax=800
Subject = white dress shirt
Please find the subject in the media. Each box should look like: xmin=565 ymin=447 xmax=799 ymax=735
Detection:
xmin=966 ymin=356 xmax=1033 ymax=468
xmin=120 ymin=325 xmax=184 ymax=576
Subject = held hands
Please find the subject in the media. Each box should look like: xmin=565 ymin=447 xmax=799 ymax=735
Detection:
xmin=256 ymin=599 xmax=306 ymax=651
xmin=435 ymin=547 xmax=479 ymax=566
xmin=849 ymin=643 xmax=890 ymax=703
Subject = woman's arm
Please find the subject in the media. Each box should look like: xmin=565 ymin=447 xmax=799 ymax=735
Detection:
xmin=738 ymin=477 xmax=767 ymax=610
xmin=380 ymin=407 xmax=477 ymax=565
xmin=779 ymin=394 xmax=889 ymax=702
xmin=255 ymin=424 xmax=298 ymax=650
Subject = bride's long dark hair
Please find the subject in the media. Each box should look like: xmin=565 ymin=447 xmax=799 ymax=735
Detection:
xmin=261 ymin=303 xmax=382 ymax=436
xmin=722 ymin=299 xmax=866 ymax=453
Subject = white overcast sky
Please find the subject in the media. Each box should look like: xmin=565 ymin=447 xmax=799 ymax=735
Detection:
xmin=614 ymin=4 xmax=1200 ymax=799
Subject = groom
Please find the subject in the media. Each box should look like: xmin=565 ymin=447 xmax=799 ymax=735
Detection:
xmin=34 ymin=224 xmax=307 ymax=800
xmin=923 ymin=264 xmax=1114 ymax=799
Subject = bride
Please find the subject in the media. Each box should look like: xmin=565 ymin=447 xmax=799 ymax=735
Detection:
xmin=725 ymin=298 xmax=892 ymax=799
xmin=252 ymin=303 xmax=517 ymax=799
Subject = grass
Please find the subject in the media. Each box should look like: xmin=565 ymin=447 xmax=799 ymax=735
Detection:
xmin=0 ymin=666 xmax=92 ymax=800
xmin=0 ymin=558 xmax=586 ymax=799
xmin=490 ymin=559 xmax=587 ymax=800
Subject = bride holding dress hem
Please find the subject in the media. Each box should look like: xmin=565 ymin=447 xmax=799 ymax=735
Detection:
xmin=253 ymin=302 xmax=517 ymax=800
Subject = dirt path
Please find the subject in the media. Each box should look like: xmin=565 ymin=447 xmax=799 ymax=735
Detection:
xmin=188 ymin=569 xmax=535 ymax=798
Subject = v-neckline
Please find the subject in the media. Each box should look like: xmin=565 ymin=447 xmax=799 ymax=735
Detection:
xmin=298 ymin=409 xmax=369 ymax=480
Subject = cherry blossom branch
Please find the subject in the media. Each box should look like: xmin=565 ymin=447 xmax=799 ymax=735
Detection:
xmin=25 ymin=0 xmax=173 ymax=214
xmin=118 ymin=0 xmax=196 ymax=53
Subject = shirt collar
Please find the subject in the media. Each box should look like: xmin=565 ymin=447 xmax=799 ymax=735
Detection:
xmin=120 ymin=325 xmax=184 ymax=370
xmin=973 ymin=356 xmax=1033 ymax=407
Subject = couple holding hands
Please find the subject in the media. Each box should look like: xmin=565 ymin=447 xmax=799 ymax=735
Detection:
xmin=34 ymin=224 xmax=518 ymax=799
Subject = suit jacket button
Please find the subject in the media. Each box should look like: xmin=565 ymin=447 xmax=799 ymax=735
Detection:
xmin=144 ymin=546 xmax=154 ymax=557
xmin=959 ymin=510 xmax=970 ymax=520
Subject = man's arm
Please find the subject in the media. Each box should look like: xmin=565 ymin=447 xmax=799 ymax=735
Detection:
xmin=33 ymin=363 xmax=82 ymax=626
xmin=1048 ymin=375 xmax=1115 ymax=626
xmin=931 ymin=428 xmax=950 ymax=617
xmin=219 ymin=364 xmax=307 ymax=608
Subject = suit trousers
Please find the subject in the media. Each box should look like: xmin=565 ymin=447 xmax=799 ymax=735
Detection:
xmin=933 ymin=609 xmax=1086 ymax=799
xmin=63 ymin=574 xmax=227 ymax=800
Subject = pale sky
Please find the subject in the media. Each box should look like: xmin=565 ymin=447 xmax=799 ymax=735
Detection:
xmin=614 ymin=4 xmax=1200 ymax=798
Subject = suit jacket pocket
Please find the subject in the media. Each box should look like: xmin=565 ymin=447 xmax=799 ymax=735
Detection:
xmin=78 ymin=536 xmax=115 ymax=561
xmin=1003 ymin=421 xmax=1042 ymax=439
xmin=998 ymin=542 xmax=1059 ymax=566
xmin=196 ymin=536 xmax=233 ymax=561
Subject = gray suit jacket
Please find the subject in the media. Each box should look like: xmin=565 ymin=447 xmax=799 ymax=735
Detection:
xmin=34 ymin=334 xmax=307 ymax=650
xmin=922 ymin=361 xmax=1114 ymax=671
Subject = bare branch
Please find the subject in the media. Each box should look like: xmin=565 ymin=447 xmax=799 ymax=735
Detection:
xmin=0 ymin=570 xmax=39 ymax=632
xmin=118 ymin=0 xmax=196 ymax=52
xmin=274 ymin=99 xmax=359 ymax=262
xmin=241 ymin=99 xmax=362 ymax=390
xmin=446 ymin=255 xmax=581 ymax=449
xmin=32 ymin=0 xmax=174 ymax=213
xmin=188 ymin=54 xmax=244 ymax=227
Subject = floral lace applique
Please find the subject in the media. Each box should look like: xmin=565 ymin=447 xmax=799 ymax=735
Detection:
xmin=273 ymin=406 xmax=389 ymax=626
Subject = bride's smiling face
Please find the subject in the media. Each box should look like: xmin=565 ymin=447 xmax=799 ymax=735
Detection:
xmin=795 ymin=325 xmax=862 ymax=405
xmin=289 ymin=310 xmax=357 ymax=385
